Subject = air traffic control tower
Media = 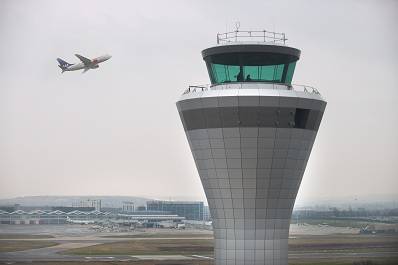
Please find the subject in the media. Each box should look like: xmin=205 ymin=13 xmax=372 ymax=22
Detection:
xmin=176 ymin=30 xmax=326 ymax=265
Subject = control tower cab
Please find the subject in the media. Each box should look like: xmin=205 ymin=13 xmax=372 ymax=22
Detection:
xmin=204 ymin=32 xmax=299 ymax=85
xmin=177 ymin=29 xmax=326 ymax=265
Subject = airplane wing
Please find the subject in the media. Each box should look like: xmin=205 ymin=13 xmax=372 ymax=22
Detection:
xmin=75 ymin=54 xmax=92 ymax=66
xmin=82 ymin=68 xmax=90 ymax=74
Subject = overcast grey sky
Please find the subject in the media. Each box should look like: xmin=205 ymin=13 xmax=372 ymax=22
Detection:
xmin=0 ymin=0 xmax=397 ymax=203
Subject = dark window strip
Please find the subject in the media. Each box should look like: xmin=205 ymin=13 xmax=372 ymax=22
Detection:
xmin=180 ymin=107 xmax=323 ymax=131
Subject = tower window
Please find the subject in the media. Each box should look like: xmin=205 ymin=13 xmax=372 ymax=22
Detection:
xmin=205 ymin=52 xmax=298 ymax=85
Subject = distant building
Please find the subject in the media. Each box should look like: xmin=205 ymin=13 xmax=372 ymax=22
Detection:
xmin=0 ymin=209 xmax=110 ymax=225
xmin=0 ymin=209 xmax=185 ymax=226
xmin=73 ymin=199 xmax=101 ymax=211
xmin=122 ymin=201 xmax=135 ymax=212
xmin=136 ymin=205 xmax=147 ymax=211
xmin=203 ymin=205 xmax=211 ymax=221
xmin=52 ymin=207 xmax=95 ymax=212
xmin=0 ymin=206 xmax=16 ymax=213
xmin=147 ymin=201 xmax=204 ymax=221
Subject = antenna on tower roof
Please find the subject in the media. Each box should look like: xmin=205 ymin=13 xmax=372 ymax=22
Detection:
xmin=235 ymin=21 xmax=240 ymax=32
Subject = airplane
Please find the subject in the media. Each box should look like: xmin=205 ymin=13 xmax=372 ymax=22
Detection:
xmin=57 ymin=54 xmax=112 ymax=73
xmin=66 ymin=216 xmax=95 ymax=225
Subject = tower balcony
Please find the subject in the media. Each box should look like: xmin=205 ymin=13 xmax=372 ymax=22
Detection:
xmin=183 ymin=83 xmax=321 ymax=96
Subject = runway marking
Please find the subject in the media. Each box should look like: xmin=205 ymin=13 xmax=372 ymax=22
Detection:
xmin=131 ymin=255 xmax=194 ymax=260
xmin=192 ymin=254 xmax=214 ymax=259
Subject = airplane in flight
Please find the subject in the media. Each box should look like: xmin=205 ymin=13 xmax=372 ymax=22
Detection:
xmin=57 ymin=54 xmax=112 ymax=73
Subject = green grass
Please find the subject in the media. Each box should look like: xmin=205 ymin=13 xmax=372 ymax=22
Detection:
xmin=289 ymin=259 xmax=398 ymax=265
xmin=292 ymin=218 xmax=383 ymax=228
xmin=0 ymin=261 xmax=212 ymax=265
xmin=101 ymin=233 xmax=212 ymax=239
xmin=62 ymin=238 xmax=213 ymax=256
xmin=289 ymin=234 xmax=398 ymax=251
xmin=63 ymin=234 xmax=398 ymax=260
xmin=0 ymin=240 xmax=58 ymax=252
xmin=0 ymin=233 xmax=54 ymax=239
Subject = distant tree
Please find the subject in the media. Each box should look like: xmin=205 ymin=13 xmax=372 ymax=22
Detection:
xmin=331 ymin=207 xmax=340 ymax=217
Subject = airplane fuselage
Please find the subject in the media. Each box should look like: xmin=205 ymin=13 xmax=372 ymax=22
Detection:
xmin=58 ymin=54 xmax=112 ymax=73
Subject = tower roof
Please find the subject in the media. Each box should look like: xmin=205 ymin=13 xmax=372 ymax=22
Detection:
xmin=201 ymin=29 xmax=301 ymax=85
xmin=202 ymin=43 xmax=300 ymax=65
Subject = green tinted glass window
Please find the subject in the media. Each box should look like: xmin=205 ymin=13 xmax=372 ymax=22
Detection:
xmin=243 ymin=66 xmax=259 ymax=81
xmin=211 ymin=64 xmax=240 ymax=83
xmin=227 ymin=65 xmax=240 ymax=82
xmin=211 ymin=64 xmax=226 ymax=83
xmin=262 ymin=65 xmax=283 ymax=82
xmin=208 ymin=62 xmax=297 ymax=84
xmin=242 ymin=65 xmax=284 ymax=82
xmin=206 ymin=53 xmax=298 ymax=85
xmin=274 ymin=64 xmax=284 ymax=81
xmin=285 ymin=61 xmax=296 ymax=84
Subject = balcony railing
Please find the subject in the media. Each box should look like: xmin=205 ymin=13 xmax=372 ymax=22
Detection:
xmin=183 ymin=85 xmax=209 ymax=94
xmin=183 ymin=83 xmax=320 ymax=95
xmin=292 ymin=84 xmax=320 ymax=95
xmin=217 ymin=30 xmax=287 ymax=45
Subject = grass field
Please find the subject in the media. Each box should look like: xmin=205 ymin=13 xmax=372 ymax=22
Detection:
xmin=289 ymin=234 xmax=398 ymax=253
xmin=0 ymin=233 xmax=54 ymax=239
xmin=291 ymin=218 xmax=396 ymax=228
xmin=63 ymin=238 xmax=213 ymax=256
xmin=292 ymin=218 xmax=378 ymax=228
xmin=101 ymin=233 xmax=212 ymax=239
xmin=0 ymin=240 xmax=58 ymax=252
xmin=0 ymin=260 xmax=215 ymax=265
xmin=63 ymin=234 xmax=398 ymax=256
xmin=289 ymin=258 xmax=398 ymax=264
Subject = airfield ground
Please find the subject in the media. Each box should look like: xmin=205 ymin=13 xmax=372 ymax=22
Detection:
xmin=0 ymin=240 xmax=58 ymax=253
xmin=0 ymin=224 xmax=397 ymax=264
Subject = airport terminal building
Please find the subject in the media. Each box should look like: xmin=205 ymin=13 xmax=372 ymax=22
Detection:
xmin=147 ymin=200 xmax=204 ymax=221
xmin=0 ymin=199 xmax=207 ymax=225
xmin=0 ymin=208 xmax=185 ymax=226
xmin=0 ymin=209 xmax=110 ymax=225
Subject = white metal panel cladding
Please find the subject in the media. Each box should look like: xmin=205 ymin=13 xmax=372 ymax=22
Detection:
xmin=177 ymin=91 xmax=325 ymax=265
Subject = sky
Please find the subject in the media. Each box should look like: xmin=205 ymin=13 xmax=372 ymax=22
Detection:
xmin=0 ymin=0 xmax=397 ymax=204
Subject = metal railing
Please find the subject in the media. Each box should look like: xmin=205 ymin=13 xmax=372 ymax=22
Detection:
xmin=183 ymin=85 xmax=209 ymax=95
xmin=291 ymin=84 xmax=320 ymax=95
xmin=217 ymin=30 xmax=287 ymax=44
xmin=183 ymin=83 xmax=320 ymax=95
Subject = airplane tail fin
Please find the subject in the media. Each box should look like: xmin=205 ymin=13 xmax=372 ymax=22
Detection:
xmin=58 ymin=65 xmax=66 ymax=73
xmin=57 ymin=58 xmax=72 ymax=73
